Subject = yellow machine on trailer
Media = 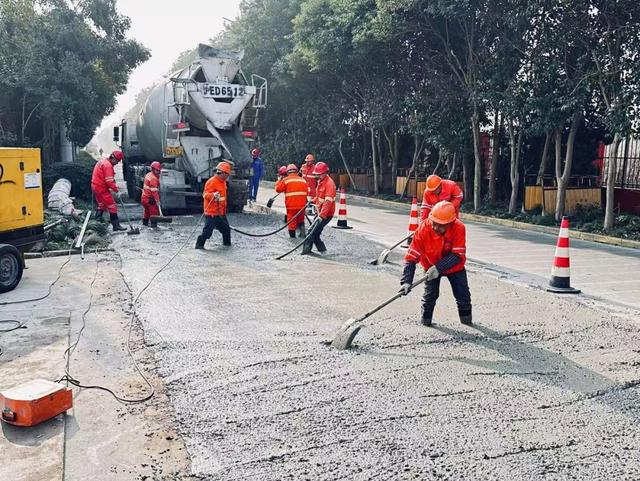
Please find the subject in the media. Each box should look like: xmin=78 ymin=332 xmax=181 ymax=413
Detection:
xmin=0 ymin=148 xmax=45 ymax=293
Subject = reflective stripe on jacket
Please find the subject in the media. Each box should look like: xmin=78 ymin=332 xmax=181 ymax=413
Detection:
xmin=300 ymin=163 xmax=317 ymax=197
xmin=420 ymin=180 xmax=463 ymax=220
xmin=314 ymin=175 xmax=337 ymax=219
xmin=91 ymin=159 xmax=118 ymax=193
xmin=404 ymin=219 xmax=467 ymax=274
xmin=275 ymin=174 xmax=308 ymax=210
xmin=203 ymin=175 xmax=228 ymax=216
xmin=141 ymin=172 xmax=160 ymax=203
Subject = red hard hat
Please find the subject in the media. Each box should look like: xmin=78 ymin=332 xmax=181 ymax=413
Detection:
xmin=429 ymin=201 xmax=456 ymax=225
xmin=110 ymin=150 xmax=124 ymax=162
xmin=426 ymin=174 xmax=442 ymax=192
xmin=313 ymin=161 xmax=329 ymax=175
xmin=251 ymin=148 xmax=261 ymax=157
xmin=216 ymin=161 xmax=231 ymax=174
xmin=278 ymin=166 xmax=287 ymax=176
xmin=286 ymin=163 xmax=298 ymax=173
xmin=305 ymin=154 xmax=315 ymax=162
xmin=150 ymin=161 xmax=162 ymax=171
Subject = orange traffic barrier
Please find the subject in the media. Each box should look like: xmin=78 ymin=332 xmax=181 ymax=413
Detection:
xmin=402 ymin=197 xmax=420 ymax=247
xmin=333 ymin=187 xmax=353 ymax=230
xmin=547 ymin=216 xmax=580 ymax=294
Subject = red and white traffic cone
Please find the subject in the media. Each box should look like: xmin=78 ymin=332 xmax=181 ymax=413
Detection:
xmin=333 ymin=187 xmax=353 ymax=229
xmin=402 ymin=198 xmax=420 ymax=247
xmin=547 ymin=216 xmax=581 ymax=294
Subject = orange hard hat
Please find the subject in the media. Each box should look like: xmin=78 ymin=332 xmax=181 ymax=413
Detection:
xmin=313 ymin=161 xmax=329 ymax=175
xmin=286 ymin=163 xmax=298 ymax=173
xmin=278 ymin=166 xmax=287 ymax=176
xmin=305 ymin=154 xmax=315 ymax=162
xmin=426 ymin=174 xmax=442 ymax=192
xmin=429 ymin=201 xmax=456 ymax=225
xmin=110 ymin=150 xmax=124 ymax=162
xmin=150 ymin=161 xmax=162 ymax=171
xmin=216 ymin=161 xmax=231 ymax=174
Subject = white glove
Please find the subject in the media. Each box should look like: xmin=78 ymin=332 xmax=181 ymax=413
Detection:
xmin=398 ymin=283 xmax=412 ymax=296
xmin=213 ymin=192 xmax=221 ymax=201
xmin=113 ymin=191 xmax=122 ymax=199
xmin=426 ymin=265 xmax=440 ymax=281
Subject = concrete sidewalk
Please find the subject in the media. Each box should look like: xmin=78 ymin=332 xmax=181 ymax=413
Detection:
xmin=256 ymin=183 xmax=640 ymax=310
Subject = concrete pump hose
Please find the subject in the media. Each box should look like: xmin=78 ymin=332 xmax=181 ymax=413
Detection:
xmin=275 ymin=217 xmax=322 ymax=261
xmin=230 ymin=203 xmax=312 ymax=238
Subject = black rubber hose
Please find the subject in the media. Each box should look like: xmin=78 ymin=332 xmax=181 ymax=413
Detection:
xmin=230 ymin=203 xmax=311 ymax=238
xmin=275 ymin=218 xmax=322 ymax=260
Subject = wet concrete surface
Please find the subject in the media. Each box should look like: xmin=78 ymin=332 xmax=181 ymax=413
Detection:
xmin=112 ymin=208 xmax=640 ymax=480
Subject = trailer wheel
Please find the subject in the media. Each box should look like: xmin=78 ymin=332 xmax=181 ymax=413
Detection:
xmin=125 ymin=166 xmax=141 ymax=202
xmin=0 ymin=244 xmax=23 ymax=294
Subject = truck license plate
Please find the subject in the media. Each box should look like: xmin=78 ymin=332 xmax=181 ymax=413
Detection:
xmin=201 ymin=83 xmax=245 ymax=98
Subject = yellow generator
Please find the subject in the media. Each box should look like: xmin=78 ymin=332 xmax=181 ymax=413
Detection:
xmin=0 ymin=148 xmax=45 ymax=293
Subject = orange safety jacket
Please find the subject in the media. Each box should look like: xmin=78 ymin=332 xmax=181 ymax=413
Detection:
xmin=91 ymin=159 xmax=118 ymax=193
xmin=314 ymin=175 xmax=337 ymax=219
xmin=404 ymin=219 xmax=467 ymax=275
xmin=421 ymin=180 xmax=463 ymax=220
xmin=300 ymin=163 xmax=317 ymax=198
xmin=141 ymin=172 xmax=160 ymax=203
xmin=275 ymin=173 xmax=308 ymax=210
xmin=203 ymin=175 xmax=227 ymax=216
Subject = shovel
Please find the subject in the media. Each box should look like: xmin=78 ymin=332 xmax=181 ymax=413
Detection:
xmin=266 ymin=192 xmax=281 ymax=208
xmin=370 ymin=234 xmax=412 ymax=265
xmin=150 ymin=204 xmax=173 ymax=224
xmin=330 ymin=274 xmax=429 ymax=350
xmin=116 ymin=196 xmax=140 ymax=235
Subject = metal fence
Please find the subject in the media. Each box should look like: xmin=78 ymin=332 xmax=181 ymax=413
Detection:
xmin=602 ymin=137 xmax=640 ymax=190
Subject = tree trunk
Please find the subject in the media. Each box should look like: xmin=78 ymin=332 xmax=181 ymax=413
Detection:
xmin=383 ymin=128 xmax=399 ymax=190
xmin=471 ymin=110 xmax=482 ymax=211
xmin=537 ymin=131 xmax=552 ymax=185
xmin=555 ymin=111 xmax=582 ymax=221
xmin=507 ymin=121 xmax=522 ymax=214
xmin=370 ymin=127 xmax=379 ymax=195
xmin=604 ymin=133 xmax=622 ymax=230
xmin=447 ymin=152 xmax=457 ymax=179
xmin=376 ymin=129 xmax=384 ymax=190
xmin=463 ymin=150 xmax=474 ymax=202
xmin=338 ymin=137 xmax=357 ymax=192
xmin=401 ymin=135 xmax=423 ymax=198
xmin=488 ymin=110 xmax=501 ymax=203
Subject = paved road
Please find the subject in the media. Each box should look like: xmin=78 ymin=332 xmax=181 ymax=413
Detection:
xmin=257 ymin=185 xmax=640 ymax=310
xmin=116 ymin=209 xmax=640 ymax=480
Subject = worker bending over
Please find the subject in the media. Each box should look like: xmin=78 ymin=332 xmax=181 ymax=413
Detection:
xmin=196 ymin=162 xmax=232 ymax=249
xmin=302 ymin=162 xmax=335 ymax=254
xmin=300 ymin=154 xmax=316 ymax=210
xmin=275 ymin=164 xmax=308 ymax=238
xmin=421 ymin=175 xmax=463 ymax=221
xmin=141 ymin=161 xmax=162 ymax=227
xmin=91 ymin=150 xmax=126 ymax=232
xmin=399 ymin=201 xmax=472 ymax=326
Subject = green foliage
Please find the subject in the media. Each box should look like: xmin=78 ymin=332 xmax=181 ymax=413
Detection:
xmin=42 ymin=151 xmax=96 ymax=202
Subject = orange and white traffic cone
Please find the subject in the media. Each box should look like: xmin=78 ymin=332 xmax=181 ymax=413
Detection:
xmin=547 ymin=216 xmax=580 ymax=294
xmin=402 ymin=197 xmax=420 ymax=248
xmin=333 ymin=187 xmax=353 ymax=230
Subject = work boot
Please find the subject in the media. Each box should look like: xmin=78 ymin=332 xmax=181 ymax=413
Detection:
xmin=289 ymin=230 xmax=296 ymax=239
xmin=150 ymin=220 xmax=158 ymax=228
xmin=460 ymin=314 xmax=473 ymax=325
xmin=421 ymin=305 xmax=435 ymax=326
xmin=142 ymin=218 xmax=149 ymax=226
xmin=195 ymin=236 xmax=205 ymax=249
xmin=314 ymin=239 xmax=327 ymax=253
xmin=301 ymin=239 xmax=313 ymax=255
xmin=298 ymin=224 xmax=306 ymax=238
xmin=93 ymin=210 xmax=104 ymax=222
xmin=110 ymin=213 xmax=127 ymax=232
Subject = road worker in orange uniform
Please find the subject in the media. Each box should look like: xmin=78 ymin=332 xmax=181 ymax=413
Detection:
xmin=276 ymin=164 xmax=308 ymax=238
xmin=399 ymin=200 xmax=472 ymax=326
xmin=299 ymin=154 xmax=317 ymax=207
xmin=277 ymin=166 xmax=288 ymax=179
xmin=195 ymin=161 xmax=232 ymax=249
xmin=91 ymin=150 xmax=126 ymax=232
xmin=141 ymin=161 xmax=162 ymax=227
xmin=420 ymin=175 xmax=464 ymax=221
xmin=302 ymin=161 xmax=336 ymax=254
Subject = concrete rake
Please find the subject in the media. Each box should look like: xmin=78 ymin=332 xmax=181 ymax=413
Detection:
xmin=370 ymin=234 xmax=412 ymax=265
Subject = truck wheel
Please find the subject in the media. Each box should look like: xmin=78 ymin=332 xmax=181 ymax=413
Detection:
xmin=126 ymin=167 xmax=140 ymax=202
xmin=0 ymin=244 xmax=23 ymax=294
xmin=227 ymin=180 xmax=248 ymax=213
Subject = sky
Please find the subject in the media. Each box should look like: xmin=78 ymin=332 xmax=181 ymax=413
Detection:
xmin=97 ymin=0 xmax=242 ymax=134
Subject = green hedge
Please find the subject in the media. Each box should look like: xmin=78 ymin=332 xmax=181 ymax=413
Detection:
xmin=42 ymin=151 xmax=96 ymax=202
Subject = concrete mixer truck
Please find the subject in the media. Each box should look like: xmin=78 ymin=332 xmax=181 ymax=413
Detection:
xmin=113 ymin=44 xmax=267 ymax=213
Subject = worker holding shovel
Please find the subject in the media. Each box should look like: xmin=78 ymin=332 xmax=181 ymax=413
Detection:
xmin=399 ymin=200 xmax=472 ymax=326
xmin=141 ymin=161 xmax=162 ymax=227
xmin=302 ymin=162 xmax=335 ymax=254
xmin=91 ymin=150 xmax=127 ymax=232
xmin=275 ymin=164 xmax=308 ymax=238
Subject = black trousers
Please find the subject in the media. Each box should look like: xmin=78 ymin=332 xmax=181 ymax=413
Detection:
xmin=422 ymin=268 xmax=472 ymax=319
xmin=309 ymin=217 xmax=331 ymax=247
xmin=200 ymin=215 xmax=231 ymax=246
